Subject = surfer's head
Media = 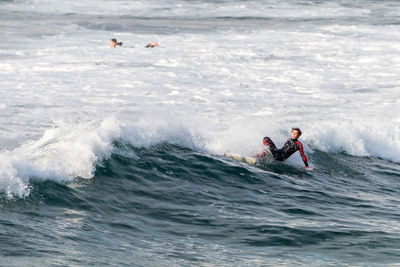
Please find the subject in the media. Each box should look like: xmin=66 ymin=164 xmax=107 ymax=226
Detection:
xmin=291 ymin=127 xmax=302 ymax=139
xmin=110 ymin=39 xmax=123 ymax=48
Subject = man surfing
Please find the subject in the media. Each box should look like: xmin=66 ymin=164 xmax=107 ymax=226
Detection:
xmin=256 ymin=127 xmax=309 ymax=169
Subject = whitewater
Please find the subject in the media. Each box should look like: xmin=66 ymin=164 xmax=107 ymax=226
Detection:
xmin=1 ymin=0 xmax=400 ymax=266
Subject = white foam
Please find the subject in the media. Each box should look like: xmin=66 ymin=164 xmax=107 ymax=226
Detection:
xmin=1 ymin=109 xmax=399 ymax=198
xmin=121 ymin=117 xmax=200 ymax=149
xmin=1 ymin=0 xmax=400 ymax=196
xmin=0 ymin=118 xmax=120 ymax=197
xmin=305 ymin=120 xmax=400 ymax=162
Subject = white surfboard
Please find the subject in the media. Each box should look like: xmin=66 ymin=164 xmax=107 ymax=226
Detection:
xmin=225 ymin=153 xmax=257 ymax=166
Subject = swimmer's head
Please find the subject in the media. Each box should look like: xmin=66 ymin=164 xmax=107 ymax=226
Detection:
xmin=110 ymin=39 xmax=123 ymax=48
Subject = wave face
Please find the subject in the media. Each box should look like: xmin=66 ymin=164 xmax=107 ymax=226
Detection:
xmin=1 ymin=0 xmax=400 ymax=265
xmin=1 ymin=136 xmax=400 ymax=266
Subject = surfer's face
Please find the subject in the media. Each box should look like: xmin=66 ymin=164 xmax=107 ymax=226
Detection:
xmin=110 ymin=40 xmax=117 ymax=48
xmin=291 ymin=130 xmax=300 ymax=139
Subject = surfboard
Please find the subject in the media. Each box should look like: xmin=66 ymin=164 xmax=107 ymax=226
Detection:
xmin=225 ymin=153 xmax=257 ymax=166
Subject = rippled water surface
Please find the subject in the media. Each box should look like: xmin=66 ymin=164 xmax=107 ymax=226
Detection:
xmin=1 ymin=0 xmax=400 ymax=265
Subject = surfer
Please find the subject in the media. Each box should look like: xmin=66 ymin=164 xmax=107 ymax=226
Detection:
xmin=145 ymin=42 xmax=160 ymax=48
xmin=110 ymin=39 xmax=123 ymax=48
xmin=256 ymin=127 xmax=309 ymax=169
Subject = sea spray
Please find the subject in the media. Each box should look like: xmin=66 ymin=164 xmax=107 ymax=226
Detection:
xmin=0 ymin=118 xmax=120 ymax=197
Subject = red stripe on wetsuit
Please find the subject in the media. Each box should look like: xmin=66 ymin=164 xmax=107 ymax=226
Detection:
xmin=295 ymin=141 xmax=309 ymax=167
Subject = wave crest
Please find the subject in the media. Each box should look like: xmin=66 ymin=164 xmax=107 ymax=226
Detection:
xmin=0 ymin=118 xmax=120 ymax=197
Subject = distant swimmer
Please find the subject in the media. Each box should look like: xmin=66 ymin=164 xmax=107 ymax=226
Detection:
xmin=256 ymin=127 xmax=309 ymax=169
xmin=110 ymin=38 xmax=123 ymax=48
xmin=145 ymin=42 xmax=160 ymax=48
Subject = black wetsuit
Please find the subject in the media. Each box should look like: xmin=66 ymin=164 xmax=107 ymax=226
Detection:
xmin=262 ymin=137 xmax=309 ymax=167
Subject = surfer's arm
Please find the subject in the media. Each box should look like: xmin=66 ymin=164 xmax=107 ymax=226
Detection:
xmin=295 ymin=141 xmax=309 ymax=168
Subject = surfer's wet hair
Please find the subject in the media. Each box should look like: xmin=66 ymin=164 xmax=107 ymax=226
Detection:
xmin=292 ymin=127 xmax=302 ymax=136
xmin=110 ymin=39 xmax=123 ymax=46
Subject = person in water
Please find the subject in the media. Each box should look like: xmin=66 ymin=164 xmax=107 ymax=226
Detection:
xmin=145 ymin=42 xmax=160 ymax=48
xmin=256 ymin=127 xmax=309 ymax=169
xmin=110 ymin=38 xmax=123 ymax=48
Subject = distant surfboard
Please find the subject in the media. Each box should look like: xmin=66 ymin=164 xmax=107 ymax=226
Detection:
xmin=225 ymin=153 xmax=257 ymax=166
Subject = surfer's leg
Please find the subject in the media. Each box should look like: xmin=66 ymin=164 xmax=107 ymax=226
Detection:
xmin=256 ymin=137 xmax=277 ymax=158
xmin=263 ymin=137 xmax=278 ymax=151
xmin=263 ymin=137 xmax=285 ymax=160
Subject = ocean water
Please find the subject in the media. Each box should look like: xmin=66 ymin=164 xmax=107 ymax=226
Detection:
xmin=1 ymin=0 xmax=400 ymax=265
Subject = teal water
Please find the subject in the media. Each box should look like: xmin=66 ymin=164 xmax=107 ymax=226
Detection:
xmin=1 ymin=0 xmax=400 ymax=265
xmin=1 ymin=142 xmax=400 ymax=266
